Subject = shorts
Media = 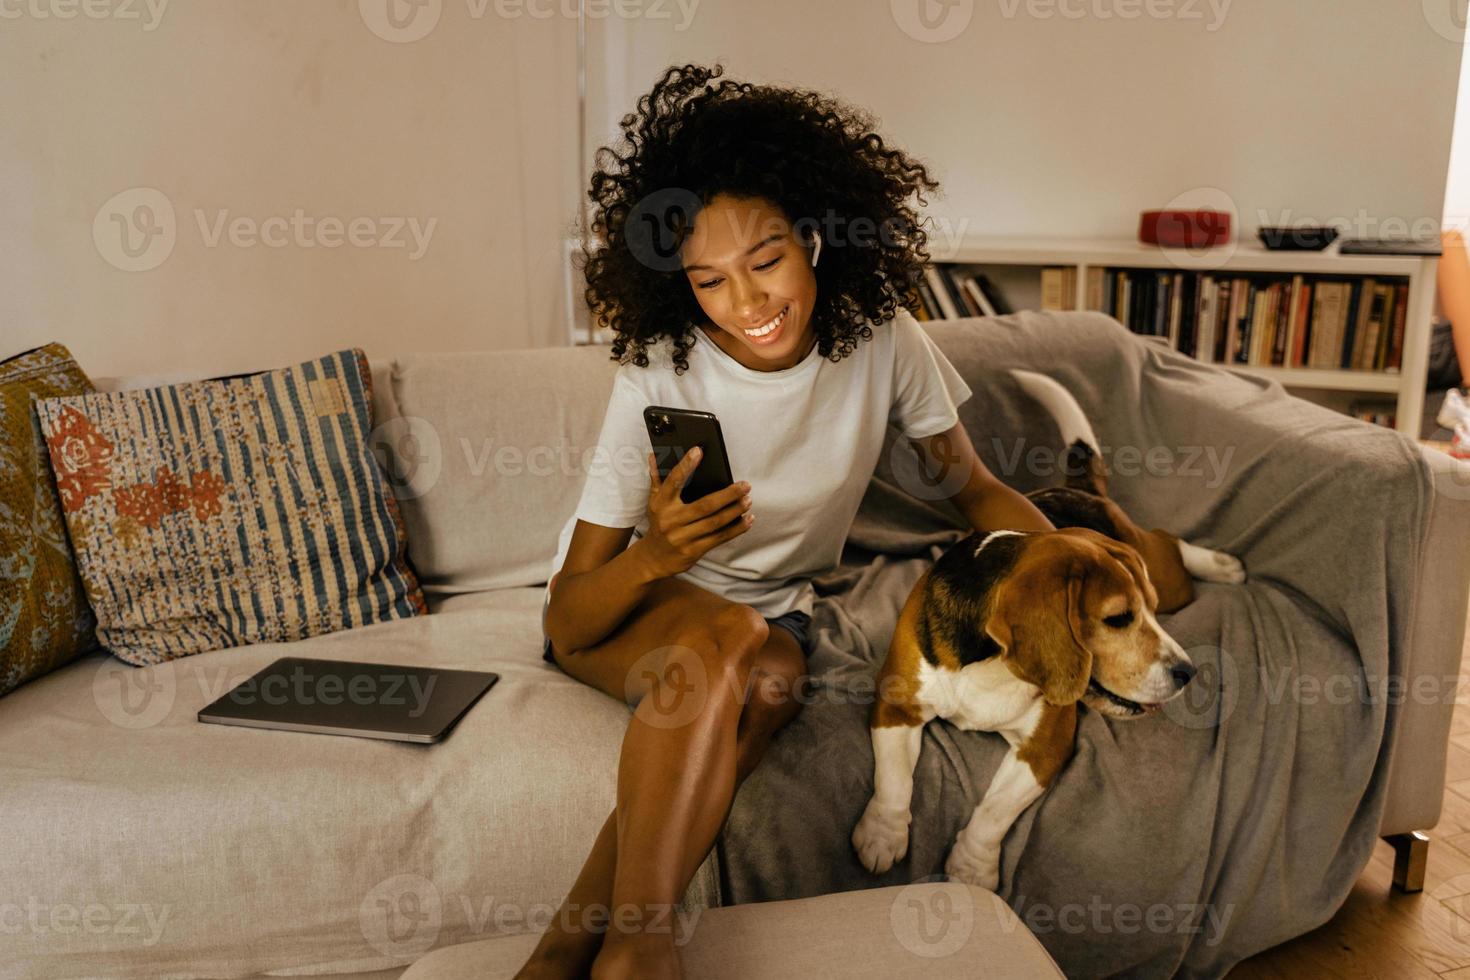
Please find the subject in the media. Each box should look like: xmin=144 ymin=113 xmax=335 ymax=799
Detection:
xmin=540 ymin=579 xmax=815 ymax=665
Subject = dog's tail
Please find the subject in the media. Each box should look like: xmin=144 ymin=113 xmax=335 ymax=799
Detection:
xmin=1008 ymin=369 xmax=1108 ymax=496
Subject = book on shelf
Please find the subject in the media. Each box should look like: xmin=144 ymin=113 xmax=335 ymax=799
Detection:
xmin=1039 ymin=267 xmax=1076 ymax=312
xmin=1387 ymin=287 xmax=1408 ymax=371
xmin=1089 ymin=268 xmax=1408 ymax=372
xmin=922 ymin=266 xmax=961 ymax=319
xmin=912 ymin=265 xmax=1011 ymax=320
xmin=1349 ymin=398 xmax=1397 ymax=429
xmin=913 ymin=275 xmax=940 ymax=321
xmin=961 ymin=277 xmax=998 ymax=317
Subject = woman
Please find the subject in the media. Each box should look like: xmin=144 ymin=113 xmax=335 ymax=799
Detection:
xmin=520 ymin=64 xmax=1054 ymax=980
xmin=1431 ymin=230 xmax=1470 ymax=455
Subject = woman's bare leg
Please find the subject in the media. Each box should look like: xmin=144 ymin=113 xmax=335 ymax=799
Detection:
xmin=588 ymin=609 xmax=780 ymax=980
xmin=515 ymin=658 xmax=802 ymax=980
xmin=515 ymin=579 xmax=807 ymax=980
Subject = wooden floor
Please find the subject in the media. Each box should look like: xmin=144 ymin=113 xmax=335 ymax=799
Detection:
xmin=1227 ymin=550 xmax=1470 ymax=978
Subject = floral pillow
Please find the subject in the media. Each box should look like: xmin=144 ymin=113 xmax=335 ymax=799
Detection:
xmin=34 ymin=348 xmax=426 ymax=666
xmin=0 ymin=344 xmax=99 ymax=696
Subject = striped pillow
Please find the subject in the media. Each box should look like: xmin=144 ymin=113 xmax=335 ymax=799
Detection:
xmin=33 ymin=349 xmax=426 ymax=666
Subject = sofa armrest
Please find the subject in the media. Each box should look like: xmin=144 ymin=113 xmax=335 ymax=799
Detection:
xmin=1381 ymin=446 xmax=1470 ymax=834
xmin=919 ymin=312 xmax=1470 ymax=833
xmin=1111 ymin=330 xmax=1470 ymax=837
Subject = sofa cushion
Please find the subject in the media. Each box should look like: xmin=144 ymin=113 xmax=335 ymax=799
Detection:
xmin=1 ymin=586 xmax=716 ymax=978
xmin=32 ymin=348 xmax=426 ymax=666
xmin=374 ymin=346 xmax=621 ymax=594
xmin=0 ymin=343 xmax=99 ymax=696
xmin=398 ymin=883 xmax=1064 ymax=979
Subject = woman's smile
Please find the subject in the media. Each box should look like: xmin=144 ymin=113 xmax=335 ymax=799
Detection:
xmin=740 ymin=304 xmax=790 ymax=345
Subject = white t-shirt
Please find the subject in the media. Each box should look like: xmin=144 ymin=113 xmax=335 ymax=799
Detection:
xmin=547 ymin=308 xmax=973 ymax=618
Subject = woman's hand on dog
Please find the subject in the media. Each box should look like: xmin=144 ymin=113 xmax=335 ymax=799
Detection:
xmin=637 ymin=447 xmax=753 ymax=579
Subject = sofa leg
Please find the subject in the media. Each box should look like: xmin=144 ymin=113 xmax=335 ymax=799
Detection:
xmin=1384 ymin=831 xmax=1429 ymax=893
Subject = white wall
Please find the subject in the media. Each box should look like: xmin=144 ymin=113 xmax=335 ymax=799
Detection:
xmin=2 ymin=0 xmax=582 ymax=378
xmin=1443 ymin=31 xmax=1470 ymax=229
xmin=3 ymin=0 xmax=1465 ymax=379
xmin=594 ymin=0 xmax=1466 ymax=246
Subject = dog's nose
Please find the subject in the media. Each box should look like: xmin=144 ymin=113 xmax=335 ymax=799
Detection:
xmin=1171 ymin=661 xmax=1197 ymax=690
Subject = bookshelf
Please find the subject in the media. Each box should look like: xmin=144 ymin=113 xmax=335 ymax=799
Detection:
xmin=921 ymin=235 xmax=1439 ymax=436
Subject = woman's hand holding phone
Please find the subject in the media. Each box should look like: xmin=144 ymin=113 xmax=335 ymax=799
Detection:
xmin=637 ymin=446 xmax=753 ymax=579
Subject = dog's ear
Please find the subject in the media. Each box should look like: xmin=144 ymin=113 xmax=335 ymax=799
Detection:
xmin=1095 ymin=537 xmax=1158 ymax=610
xmin=984 ymin=555 xmax=1091 ymax=706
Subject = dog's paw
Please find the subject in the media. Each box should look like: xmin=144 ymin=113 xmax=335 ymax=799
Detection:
xmin=852 ymin=799 xmax=911 ymax=875
xmin=1179 ymin=542 xmax=1247 ymax=585
xmin=1199 ymin=551 xmax=1246 ymax=584
xmin=944 ymin=840 xmax=1000 ymax=891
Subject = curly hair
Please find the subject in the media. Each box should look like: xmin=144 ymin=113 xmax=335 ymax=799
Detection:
xmin=581 ymin=63 xmax=941 ymax=375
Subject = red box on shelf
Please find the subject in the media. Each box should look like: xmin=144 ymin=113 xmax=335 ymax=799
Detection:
xmin=1139 ymin=209 xmax=1232 ymax=248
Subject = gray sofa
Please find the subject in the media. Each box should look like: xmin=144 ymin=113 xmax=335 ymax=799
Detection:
xmin=4 ymin=311 xmax=1467 ymax=978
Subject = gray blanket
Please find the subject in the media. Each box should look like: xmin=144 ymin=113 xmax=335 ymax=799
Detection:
xmin=716 ymin=311 xmax=1432 ymax=978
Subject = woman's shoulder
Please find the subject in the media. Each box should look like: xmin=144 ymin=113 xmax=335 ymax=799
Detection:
xmin=609 ymin=334 xmax=683 ymax=389
xmin=850 ymin=308 xmax=918 ymax=359
xmin=883 ymin=307 xmax=921 ymax=333
xmin=881 ymin=307 xmax=935 ymax=352
xmin=855 ymin=307 xmax=919 ymax=339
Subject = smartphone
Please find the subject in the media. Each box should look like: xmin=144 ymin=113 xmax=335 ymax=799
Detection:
xmin=644 ymin=406 xmax=736 ymax=505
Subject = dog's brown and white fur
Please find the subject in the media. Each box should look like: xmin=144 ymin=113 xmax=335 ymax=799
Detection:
xmin=851 ymin=369 xmax=1245 ymax=890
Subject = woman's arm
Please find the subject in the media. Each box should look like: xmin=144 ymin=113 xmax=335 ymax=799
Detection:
xmin=1439 ymin=230 xmax=1470 ymax=388
xmin=907 ymin=421 xmax=1056 ymax=534
xmin=545 ymin=520 xmax=666 ymax=657
xmin=547 ymin=450 xmax=754 ymax=656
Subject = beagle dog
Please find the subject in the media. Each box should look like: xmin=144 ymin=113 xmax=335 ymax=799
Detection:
xmin=850 ymin=370 xmax=1245 ymax=890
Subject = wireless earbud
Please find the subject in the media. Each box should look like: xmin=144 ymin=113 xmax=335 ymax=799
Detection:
xmin=809 ymin=233 xmax=822 ymax=268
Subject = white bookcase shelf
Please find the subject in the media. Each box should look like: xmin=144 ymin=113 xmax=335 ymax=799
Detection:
xmin=927 ymin=235 xmax=1440 ymax=435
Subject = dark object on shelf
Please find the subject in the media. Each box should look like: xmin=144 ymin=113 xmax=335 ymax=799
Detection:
xmin=1257 ymin=226 xmax=1339 ymax=251
xmin=1139 ymin=209 xmax=1232 ymax=248
xmin=1338 ymin=235 xmax=1443 ymax=256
